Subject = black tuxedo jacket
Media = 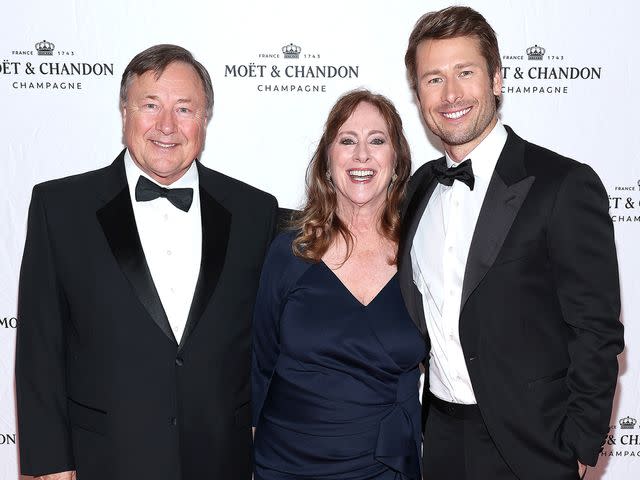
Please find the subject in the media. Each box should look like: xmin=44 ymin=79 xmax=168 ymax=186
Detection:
xmin=16 ymin=151 xmax=278 ymax=479
xmin=398 ymin=126 xmax=623 ymax=479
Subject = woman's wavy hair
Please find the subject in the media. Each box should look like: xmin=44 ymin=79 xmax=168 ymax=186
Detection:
xmin=292 ymin=89 xmax=412 ymax=264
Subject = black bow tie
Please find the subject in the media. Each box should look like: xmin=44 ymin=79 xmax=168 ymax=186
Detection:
xmin=135 ymin=175 xmax=194 ymax=212
xmin=432 ymin=159 xmax=475 ymax=191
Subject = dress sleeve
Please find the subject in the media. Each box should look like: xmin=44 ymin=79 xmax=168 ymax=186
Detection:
xmin=252 ymin=232 xmax=297 ymax=426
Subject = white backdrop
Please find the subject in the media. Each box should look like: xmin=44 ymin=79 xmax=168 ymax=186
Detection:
xmin=1 ymin=1 xmax=638 ymax=478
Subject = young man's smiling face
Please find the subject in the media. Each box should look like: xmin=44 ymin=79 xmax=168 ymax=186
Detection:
xmin=415 ymin=35 xmax=502 ymax=161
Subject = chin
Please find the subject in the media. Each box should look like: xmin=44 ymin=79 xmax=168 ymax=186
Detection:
xmin=349 ymin=194 xmax=386 ymax=209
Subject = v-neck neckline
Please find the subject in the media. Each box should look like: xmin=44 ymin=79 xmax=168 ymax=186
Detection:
xmin=320 ymin=261 xmax=397 ymax=308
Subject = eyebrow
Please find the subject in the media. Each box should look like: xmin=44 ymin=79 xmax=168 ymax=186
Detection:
xmin=454 ymin=62 xmax=480 ymax=70
xmin=421 ymin=62 xmax=481 ymax=77
xmin=143 ymin=95 xmax=193 ymax=103
xmin=338 ymin=129 xmax=388 ymax=136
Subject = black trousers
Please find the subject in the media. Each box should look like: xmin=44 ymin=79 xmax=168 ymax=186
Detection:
xmin=422 ymin=395 xmax=518 ymax=480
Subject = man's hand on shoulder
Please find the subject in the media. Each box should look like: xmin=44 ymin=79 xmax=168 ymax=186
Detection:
xmin=34 ymin=471 xmax=76 ymax=480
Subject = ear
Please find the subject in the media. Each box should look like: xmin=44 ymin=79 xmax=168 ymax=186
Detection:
xmin=413 ymin=82 xmax=421 ymax=102
xmin=492 ymin=67 xmax=503 ymax=97
xmin=121 ymin=103 xmax=128 ymax=130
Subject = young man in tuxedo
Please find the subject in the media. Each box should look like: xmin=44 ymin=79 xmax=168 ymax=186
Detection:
xmin=399 ymin=7 xmax=623 ymax=480
xmin=16 ymin=44 xmax=277 ymax=480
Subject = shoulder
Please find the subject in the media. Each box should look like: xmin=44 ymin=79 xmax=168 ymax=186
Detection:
xmin=261 ymin=230 xmax=314 ymax=285
xmin=32 ymin=163 xmax=113 ymax=200
xmin=506 ymin=127 xmax=607 ymax=205
xmin=507 ymin=125 xmax=593 ymax=180
xmin=411 ymin=158 xmax=441 ymax=182
xmin=404 ymin=157 xmax=441 ymax=203
xmin=265 ymin=230 xmax=299 ymax=266
xmin=198 ymin=163 xmax=277 ymax=209
xmin=28 ymin=160 xmax=123 ymax=227
xmin=524 ymin=141 xmax=581 ymax=174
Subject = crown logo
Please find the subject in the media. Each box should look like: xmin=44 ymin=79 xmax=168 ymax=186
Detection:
xmin=526 ymin=44 xmax=545 ymax=60
xmin=282 ymin=43 xmax=301 ymax=59
xmin=35 ymin=40 xmax=55 ymax=56
xmin=619 ymin=416 xmax=637 ymax=429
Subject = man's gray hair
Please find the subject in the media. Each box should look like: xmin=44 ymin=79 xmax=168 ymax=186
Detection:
xmin=120 ymin=44 xmax=214 ymax=119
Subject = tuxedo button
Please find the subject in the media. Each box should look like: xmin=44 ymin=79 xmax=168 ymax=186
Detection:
xmin=175 ymin=357 xmax=184 ymax=367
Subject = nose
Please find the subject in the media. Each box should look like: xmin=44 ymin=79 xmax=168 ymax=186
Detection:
xmin=354 ymin=140 xmax=370 ymax=163
xmin=443 ymin=77 xmax=463 ymax=104
xmin=156 ymin=107 xmax=177 ymax=135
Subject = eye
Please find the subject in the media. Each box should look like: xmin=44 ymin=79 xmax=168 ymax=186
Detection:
xmin=427 ymin=77 xmax=442 ymax=85
xmin=177 ymin=107 xmax=191 ymax=114
xmin=339 ymin=137 xmax=356 ymax=145
xmin=142 ymin=103 xmax=159 ymax=111
xmin=459 ymin=70 xmax=473 ymax=78
xmin=370 ymin=137 xmax=386 ymax=145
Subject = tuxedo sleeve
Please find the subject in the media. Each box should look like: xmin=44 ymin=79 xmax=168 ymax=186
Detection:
xmin=15 ymin=186 xmax=75 ymax=475
xmin=548 ymin=164 xmax=624 ymax=466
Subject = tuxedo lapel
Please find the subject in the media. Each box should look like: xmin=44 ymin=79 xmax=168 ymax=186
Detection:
xmin=178 ymin=166 xmax=231 ymax=351
xmin=96 ymin=152 xmax=176 ymax=344
xmin=399 ymin=160 xmax=441 ymax=335
xmin=460 ymin=128 xmax=535 ymax=311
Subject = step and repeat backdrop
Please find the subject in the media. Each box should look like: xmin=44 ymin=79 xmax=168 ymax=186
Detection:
xmin=0 ymin=0 xmax=637 ymax=478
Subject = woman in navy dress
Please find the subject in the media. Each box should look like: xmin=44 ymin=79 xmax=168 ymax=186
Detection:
xmin=252 ymin=90 xmax=426 ymax=480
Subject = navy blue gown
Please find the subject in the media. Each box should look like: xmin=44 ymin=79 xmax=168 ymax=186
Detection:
xmin=252 ymin=232 xmax=426 ymax=479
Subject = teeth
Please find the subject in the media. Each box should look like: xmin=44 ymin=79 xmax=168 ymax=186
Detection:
xmin=152 ymin=141 xmax=177 ymax=148
xmin=443 ymin=107 xmax=471 ymax=119
xmin=348 ymin=170 xmax=374 ymax=177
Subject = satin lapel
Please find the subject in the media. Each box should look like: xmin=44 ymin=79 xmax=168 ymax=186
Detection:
xmin=178 ymin=184 xmax=231 ymax=351
xmin=96 ymin=167 xmax=176 ymax=344
xmin=399 ymin=161 xmax=441 ymax=335
xmin=460 ymin=130 xmax=535 ymax=311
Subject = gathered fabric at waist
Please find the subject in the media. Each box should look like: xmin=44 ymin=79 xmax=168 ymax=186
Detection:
xmin=262 ymin=365 xmax=418 ymax=430
xmin=256 ymin=368 xmax=421 ymax=479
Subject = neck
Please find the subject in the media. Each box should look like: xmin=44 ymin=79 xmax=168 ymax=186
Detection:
xmin=444 ymin=116 xmax=498 ymax=163
xmin=336 ymin=201 xmax=384 ymax=238
xmin=130 ymin=154 xmax=195 ymax=186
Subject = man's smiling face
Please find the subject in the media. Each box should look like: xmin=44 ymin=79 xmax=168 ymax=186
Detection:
xmin=415 ymin=35 xmax=501 ymax=160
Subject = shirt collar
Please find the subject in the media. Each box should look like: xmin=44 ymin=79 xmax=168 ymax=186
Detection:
xmin=444 ymin=120 xmax=507 ymax=181
xmin=124 ymin=149 xmax=199 ymax=194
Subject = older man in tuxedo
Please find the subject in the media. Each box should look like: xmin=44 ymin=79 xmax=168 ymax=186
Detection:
xmin=399 ymin=6 xmax=623 ymax=480
xmin=16 ymin=44 xmax=277 ymax=480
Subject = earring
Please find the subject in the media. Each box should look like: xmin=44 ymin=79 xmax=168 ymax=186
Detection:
xmin=387 ymin=171 xmax=398 ymax=196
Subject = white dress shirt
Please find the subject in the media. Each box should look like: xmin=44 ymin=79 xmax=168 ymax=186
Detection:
xmin=124 ymin=151 xmax=202 ymax=342
xmin=411 ymin=121 xmax=508 ymax=404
